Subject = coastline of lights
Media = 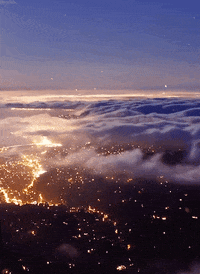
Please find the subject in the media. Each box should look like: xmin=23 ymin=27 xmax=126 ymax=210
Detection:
xmin=0 ymin=137 xmax=62 ymax=206
xmin=0 ymin=155 xmax=47 ymax=206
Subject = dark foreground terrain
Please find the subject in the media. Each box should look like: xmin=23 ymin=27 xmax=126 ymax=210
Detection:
xmin=1 ymin=181 xmax=200 ymax=274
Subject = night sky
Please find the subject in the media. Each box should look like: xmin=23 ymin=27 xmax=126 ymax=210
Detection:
xmin=0 ymin=0 xmax=200 ymax=91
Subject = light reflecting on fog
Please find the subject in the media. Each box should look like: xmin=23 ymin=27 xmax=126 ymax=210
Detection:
xmin=33 ymin=136 xmax=62 ymax=148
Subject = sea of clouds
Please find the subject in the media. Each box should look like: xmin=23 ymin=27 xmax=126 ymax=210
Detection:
xmin=1 ymin=96 xmax=200 ymax=184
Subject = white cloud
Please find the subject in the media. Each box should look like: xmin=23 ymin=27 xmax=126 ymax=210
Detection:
xmin=0 ymin=0 xmax=16 ymax=4
xmin=87 ymin=148 xmax=143 ymax=174
xmin=1 ymin=97 xmax=200 ymax=184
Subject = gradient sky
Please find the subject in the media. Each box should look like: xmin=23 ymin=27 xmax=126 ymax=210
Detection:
xmin=0 ymin=0 xmax=200 ymax=91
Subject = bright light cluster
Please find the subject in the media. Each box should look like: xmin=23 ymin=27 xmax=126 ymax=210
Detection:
xmin=33 ymin=136 xmax=62 ymax=148
xmin=0 ymin=136 xmax=63 ymax=206
xmin=0 ymin=154 xmax=47 ymax=205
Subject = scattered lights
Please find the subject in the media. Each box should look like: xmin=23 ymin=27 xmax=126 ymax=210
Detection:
xmin=0 ymin=154 xmax=47 ymax=205
xmin=117 ymin=265 xmax=126 ymax=271
xmin=0 ymin=147 xmax=8 ymax=153
xmin=21 ymin=155 xmax=46 ymax=181
xmin=102 ymin=214 xmax=108 ymax=222
xmin=153 ymin=215 xmax=167 ymax=220
xmin=21 ymin=155 xmax=46 ymax=204
xmin=192 ymin=216 xmax=198 ymax=219
xmin=1 ymin=269 xmax=11 ymax=274
xmin=22 ymin=265 xmax=29 ymax=271
xmin=87 ymin=205 xmax=105 ymax=216
xmin=88 ymin=205 xmax=96 ymax=213
xmin=0 ymin=183 xmax=23 ymax=206
xmin=0 ymin=137 xmax=199 ymax=274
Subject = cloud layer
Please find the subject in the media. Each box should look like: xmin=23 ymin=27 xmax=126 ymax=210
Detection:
xmin=0 ymin=0 xmax=16 ymax=4
xmin=1 ymin=96 xmax=200 ymax=184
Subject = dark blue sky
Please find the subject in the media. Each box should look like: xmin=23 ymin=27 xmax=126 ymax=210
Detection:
xmin=0 ymin=0 xmax=199 ymax=91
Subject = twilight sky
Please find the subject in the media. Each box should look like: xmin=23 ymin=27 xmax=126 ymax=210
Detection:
xmin=0 ymin=0 xmax=199 ymax=92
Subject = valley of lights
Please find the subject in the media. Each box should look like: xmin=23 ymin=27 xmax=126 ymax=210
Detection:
xmin=0 ymin=140 xmax=200 ymax=274
xmin=0 ymin=154 xmax=46 ymax=205
xmin=0 ymin=137 xmax=63 ymax=206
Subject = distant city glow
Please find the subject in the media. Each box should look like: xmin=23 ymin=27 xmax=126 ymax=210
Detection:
xmin=0 ymin=154 xmax=47 ymax=205
xmin=3 ymin=90 xmax=200 ymax=104
xmin=33 ymin=136 xmax=62 ymax=148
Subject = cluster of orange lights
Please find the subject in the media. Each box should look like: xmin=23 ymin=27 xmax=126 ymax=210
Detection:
xmin=0 ymin=154 xmax=46 ymax=206
xmin=0 ymin=137 xmax=63 ymax=206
